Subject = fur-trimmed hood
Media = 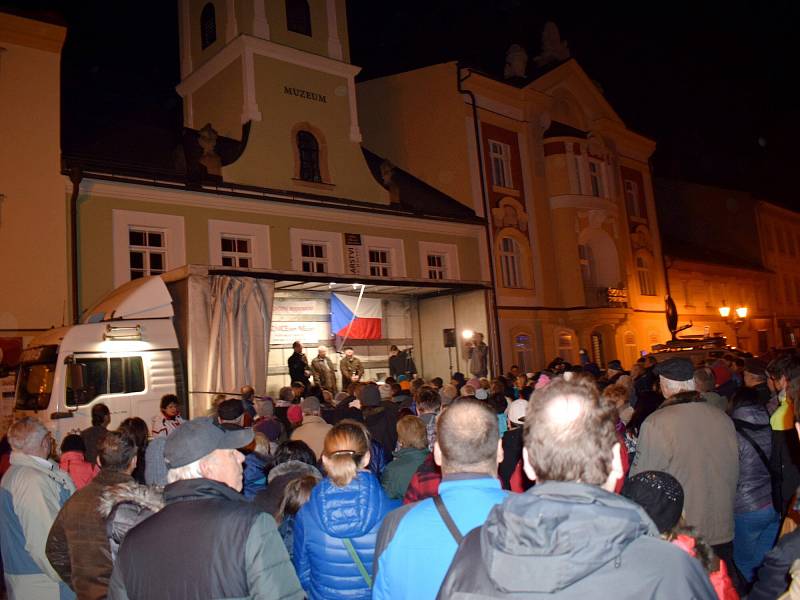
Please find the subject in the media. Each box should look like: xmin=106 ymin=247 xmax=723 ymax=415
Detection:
xmin=97 ymin=481 xmax=165 ymax=519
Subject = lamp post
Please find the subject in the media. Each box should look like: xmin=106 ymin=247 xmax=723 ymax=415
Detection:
xmin=718 ymin=302 xmax=748 ymax=348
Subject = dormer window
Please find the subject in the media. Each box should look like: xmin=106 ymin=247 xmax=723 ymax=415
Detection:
xmin=286 ymin=0 xmax=312 ymax=36
xmin=200 ymin=3 xmax=217 ymax=49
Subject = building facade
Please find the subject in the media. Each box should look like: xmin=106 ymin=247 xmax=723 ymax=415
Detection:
xmin=1 ymin=2 xmax=495 ymax=400
xmin=655 ymin=179 xmax=775 ymax=354
xmin=358 ymin=53 xmax=670 ymax=371
xmin=0 ymin=13 xmax=67 ymax=371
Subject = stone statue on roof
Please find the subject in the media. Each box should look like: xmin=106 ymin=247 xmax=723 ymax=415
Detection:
xmin=503 ymin=44 xmax=528 ymax=79
xmin=534 ymin=21 xmax=570 ymax=67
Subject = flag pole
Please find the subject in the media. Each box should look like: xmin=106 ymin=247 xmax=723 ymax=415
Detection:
xmin=337 ymin=284 xmax=366 ymax=353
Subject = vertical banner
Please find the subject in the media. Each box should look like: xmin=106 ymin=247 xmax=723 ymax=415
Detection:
xmin=344 ymin=233 xmax=363 ymax=276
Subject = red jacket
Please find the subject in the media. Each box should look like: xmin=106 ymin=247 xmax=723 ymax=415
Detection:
xmin=59 ymin=451 xmax=99 ymax=490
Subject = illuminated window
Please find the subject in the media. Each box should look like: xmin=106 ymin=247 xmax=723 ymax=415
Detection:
xmin=499 ymin=236 xmax=522 ymax=288
xmin=368 ymin=248 xmax=390 ymax=277
xmin=129 ymin=228 xmax=166 ymax=280
xmin=297 ymin=130 xmax=321 ymax=182
xmin=286 ymin=0 xmax=311 ymax=36
xmin=200 ymin=3 xmax=216 ymax=49
xmin=220 ymin=236 xmax=252 ymax=268
xmin=636 ymin=256 xmax=657 ymax=296
xmin=588 ymin=159 xmax=604 ymax=198
xmin=427 ymin=254 xmax=445 ymax=280
xmin=488 ymin=140 xmax=513 ymax=189
xmin=301 ymin=242 xmax=327 ymax=273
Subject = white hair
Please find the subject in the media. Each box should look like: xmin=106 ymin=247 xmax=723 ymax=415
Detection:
xmin=317 ymin=345 xmax=328 ymax=353
xmin=659 ymin=376 xmax=696 ymax=399
xmin=7 ymin=417 xmax=49 ymax=454
xmin=166 ymin=454 xmax=208 ymax=483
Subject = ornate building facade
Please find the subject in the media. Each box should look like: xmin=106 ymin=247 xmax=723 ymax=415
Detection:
xmin=358 ymin=36 xmax=670 ymax=370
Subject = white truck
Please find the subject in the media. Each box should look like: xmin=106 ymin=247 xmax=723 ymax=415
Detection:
xmin=13 ymin=268 xmax=273 ymax=440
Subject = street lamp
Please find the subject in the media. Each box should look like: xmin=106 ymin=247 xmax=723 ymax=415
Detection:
xmin=718 ymin=301 xmax=748 ymax=348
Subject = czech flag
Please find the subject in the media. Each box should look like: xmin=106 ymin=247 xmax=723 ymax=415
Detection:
xmin=331 ymin=293 xmax=382 ymax=340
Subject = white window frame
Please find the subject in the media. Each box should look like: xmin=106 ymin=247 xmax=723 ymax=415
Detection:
xmin=208 ymin=220 xmax=270 ymax=269
xmin=636 ymin=255 xmax=657 ymax=296
xmin=289 ymin=228 xmax=344 ymax=274
xmin=488 ymin=139 xmax=513 ymax=190
xmin=112 ymin=210 xmax=185 ymax=288
xmin=418 ymin=241 xmax=460 ymax=281
xmin=499 ymin=236 xmax=523 ymax=289
xmin=624 ymin=179 xmax=646 ymax=221
xmin=588 ymin=158 xmax=605 ymax=198
xmin=362 ymin=235 xmax=406 ymax=278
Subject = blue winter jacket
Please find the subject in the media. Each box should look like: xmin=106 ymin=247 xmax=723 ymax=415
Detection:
xmin=372 ymin=476 xmax=508 ymax=600
xmin=292 ymin=470 xmax=399 ymax=600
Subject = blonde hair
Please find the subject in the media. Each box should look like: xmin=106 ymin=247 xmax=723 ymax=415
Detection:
xmin=397 ymin=415 xmax=428 ymax=450
xmin=323 ymin=420 xmax=370 ymax=487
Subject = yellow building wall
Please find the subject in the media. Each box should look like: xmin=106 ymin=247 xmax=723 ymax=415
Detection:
xmin=219 ymin=55 xmax=388 ymax=203
xmin=77 ymin=193 xmax=482 ymax=311
xmin=265 ymin=0 xmax=328 ymax=58
xmin=191 ymin=59 xmax=243 ymax=140
xmin=0 ymin=15 xmax=68 ymax=334
xmin=357 ymin=63 xmax=478 ymax=213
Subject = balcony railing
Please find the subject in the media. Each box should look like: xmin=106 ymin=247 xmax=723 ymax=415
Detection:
xmin=584 ymin=286 xmax=629 ymax=308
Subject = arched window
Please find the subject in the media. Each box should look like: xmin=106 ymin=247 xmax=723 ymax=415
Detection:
xmin=286 ymin=0 xmax=312 ymax=36
xmin=636 ymin=255 xmax=657 ymax=296
xmin=499 ymin=236 xmax=523 ymax=288
xmin=200 ymin=3 xmax=217 ymax=49
xmin=297 ymin=131 xmax=321 ymax=182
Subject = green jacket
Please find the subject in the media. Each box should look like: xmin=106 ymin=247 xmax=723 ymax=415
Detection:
xmin=381 ymin=448 xmax=430 ymax=500
xmin=340 ymin=355 xmax=364 ymax=380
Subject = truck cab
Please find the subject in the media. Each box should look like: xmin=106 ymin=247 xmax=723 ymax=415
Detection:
xmin=14 ymin=277 xmax=184 ymax=441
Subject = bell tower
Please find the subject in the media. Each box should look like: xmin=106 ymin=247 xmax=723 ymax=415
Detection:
xmin=175 ymin=0 xmax=387 ymax=203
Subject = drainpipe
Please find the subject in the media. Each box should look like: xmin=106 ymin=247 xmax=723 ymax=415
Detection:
xmin=457 ymin=63 xmax=503 ymax=373
xmin=69 ymin=166 xmax=83 ymax=324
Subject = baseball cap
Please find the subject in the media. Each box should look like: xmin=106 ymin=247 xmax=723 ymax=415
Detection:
xmin=507 ymin=398 xmax=528 ymax=425
xmin=164 ymin=417 xmax=253 ymax=468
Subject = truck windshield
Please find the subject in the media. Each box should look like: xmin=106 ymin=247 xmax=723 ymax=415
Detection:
xmin=15 ymin=345 xmax=59 ymax=411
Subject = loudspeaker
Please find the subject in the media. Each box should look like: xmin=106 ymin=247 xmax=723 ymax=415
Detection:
xmin=443 ymin=328 xmax=456 ymax=348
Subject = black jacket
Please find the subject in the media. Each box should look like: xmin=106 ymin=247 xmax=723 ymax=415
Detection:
xmin=107 ymin=478 xmax=303 ymax=600
xmin=363 ymin=406 xmax=398 ymax=464
xmin=288 ymin=352 xmax=310 ymax=386
xmin=389 ymin=351 xmax=416 ymax=378
xmin=437 ymin=481 xmax=716 ymax=599
xmin=497 ymin=427 xmax=532 ymax=491
xmin=749 ymin=524 xmax=800 ymax=599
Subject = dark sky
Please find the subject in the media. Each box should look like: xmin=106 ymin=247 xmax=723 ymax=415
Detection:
xmin=4 ymin=0 xmax=798 ymax=204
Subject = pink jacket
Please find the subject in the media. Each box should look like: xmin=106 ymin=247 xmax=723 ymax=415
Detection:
xmin=59 ymin=450 xmax=99 ymax=490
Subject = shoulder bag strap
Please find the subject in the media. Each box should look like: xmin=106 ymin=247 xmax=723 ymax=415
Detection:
xmin=433 ymin=495 xmax=464 ymax=544
xmin=735 ymin=423 xmax=773 ymax=474
xmin=342 ymin=537 xmax=372 ymax=588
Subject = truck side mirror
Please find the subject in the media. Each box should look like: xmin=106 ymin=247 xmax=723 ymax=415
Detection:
xmin=67 ymin=362 xmax=87 ymax=409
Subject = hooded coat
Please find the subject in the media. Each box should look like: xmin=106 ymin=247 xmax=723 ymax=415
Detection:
xmin=437 ymin=481 xmax=717 ymax=599
xmin=96 ymin=480 xmax=165 ymax=563
xmin=292 ymin=470 xmax=399 ymax=599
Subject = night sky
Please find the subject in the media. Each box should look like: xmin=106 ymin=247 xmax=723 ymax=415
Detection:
xmin=4 ymin=0 xmax=798 ymax=206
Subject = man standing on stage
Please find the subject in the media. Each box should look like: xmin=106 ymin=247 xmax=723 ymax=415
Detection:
xmin=465 ymin=332 xmax=489 ymax=378
xmin=340 ymin=346 xmax=364 ymax=390
xmin=389 ymin=345 xmax=417 ymax=380
xmin=288 ymin=341 xmax=311 ymax=391
xmin=310 ymin=346 xmax=337 ymax=394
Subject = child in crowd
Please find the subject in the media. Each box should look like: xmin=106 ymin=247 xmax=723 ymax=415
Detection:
xmin=59 ymin=433 xmax=98 ymax=489
xmin=622 ymin=470 xmax=738 ymax=600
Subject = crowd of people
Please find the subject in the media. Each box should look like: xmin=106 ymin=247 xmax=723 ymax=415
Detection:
xmin=3 ymin=346 xmax=800 ymax=598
